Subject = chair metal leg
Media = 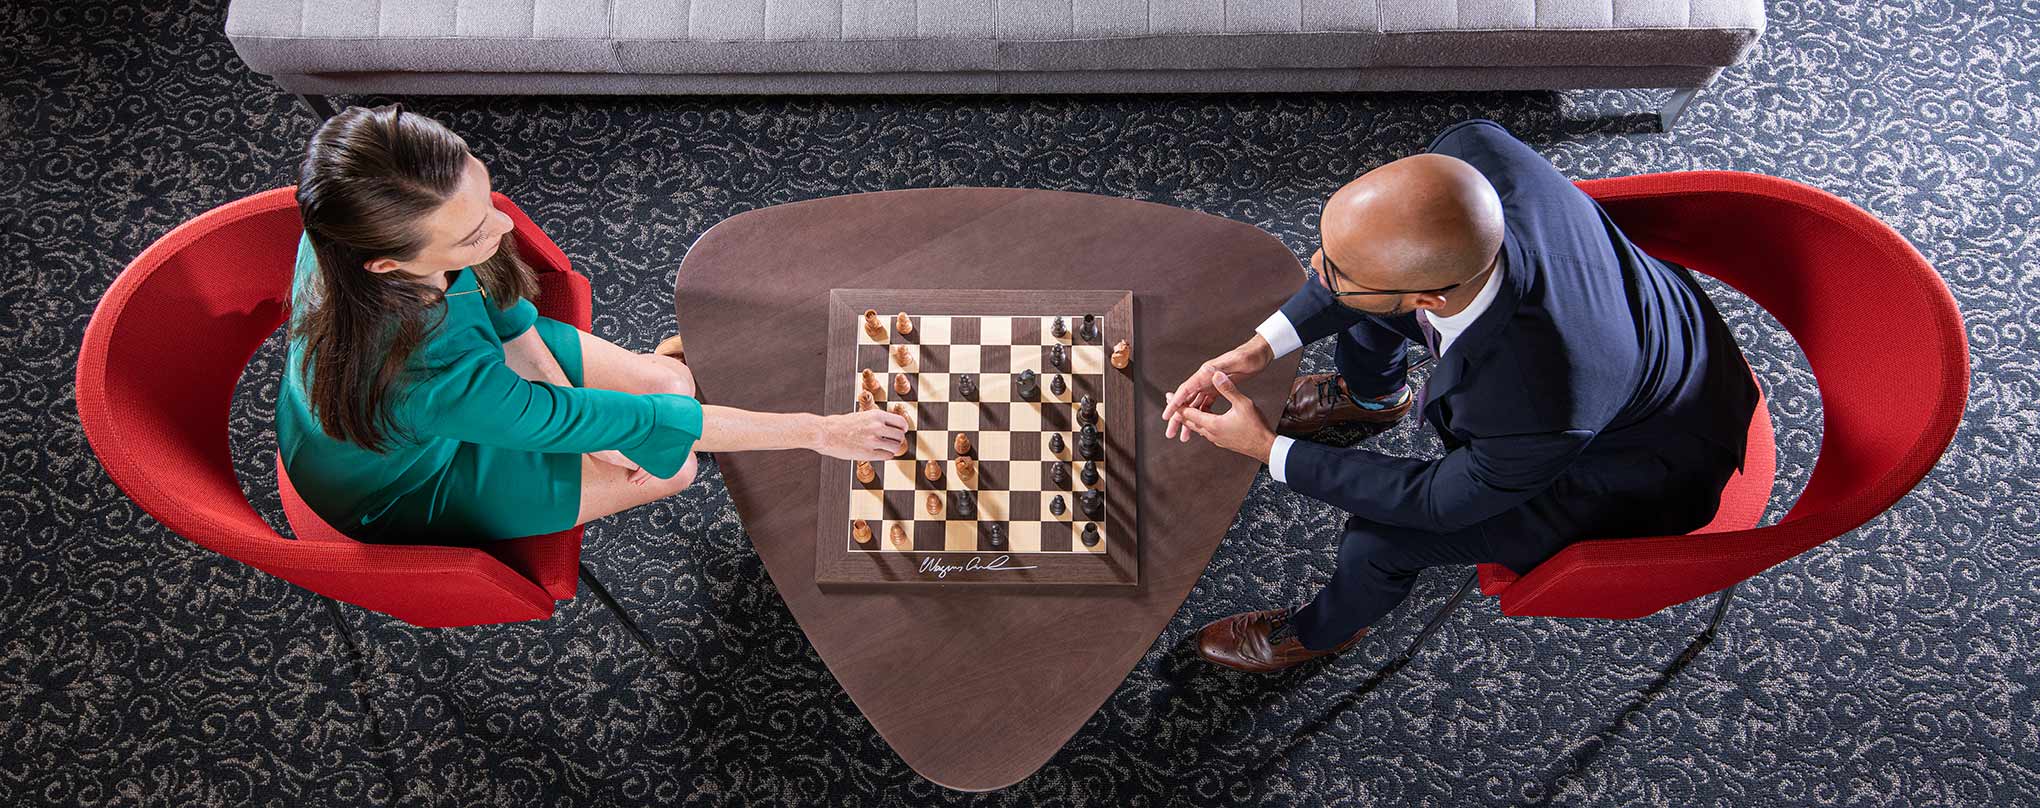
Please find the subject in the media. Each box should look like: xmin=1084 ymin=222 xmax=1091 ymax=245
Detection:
xmin=1376 ymin=569 xmax=1479 ymax=681
xmin=1659 ymin=87 xmax=1702 ymax=132
xmin=296 ymin=93 xmax=338 ymax=121
xmin=578 ymin=563 xmax=668 ymax=661
xmin=1667 ymin=581 xmax=1737 ymax=673
xmin=324 ymin=597 xmax=367 ymax=668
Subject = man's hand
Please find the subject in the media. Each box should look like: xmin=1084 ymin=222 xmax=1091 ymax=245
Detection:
xmin=1173 ymin=372 xmax=1277 ymax=463
xmin=1162 ymin=336 xmax=1274 ymax=442
xmin=815 ymin=409 xmax=910 ymax=461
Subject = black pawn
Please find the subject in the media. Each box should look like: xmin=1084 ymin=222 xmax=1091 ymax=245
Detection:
xmin=1076 ymin=395 xmax=1097 ymax=425
xmin=1080 ymin=490 xmax=1105 ymax=520
xmin=1049 ymin=344 xmax=1066 ymax=370
xmin=1049 ymin=433 xmax=1066 ymax=455
xmin=1050 ymin=375 xmax=1067 ymax=397
xmin=950 ymin=491 xmax=976 ymax=519
xmin=1051 ymin=316 xmax=1067 ymax=338
xmin=987 ymin=523 xmax=1006 ymax=549
xmin=1050 ymin=461 xmax=1070 ymax=488
xmin=1016 ymin=369 xmax=1040 ymax=400
xmin=1049 ymin=495 xmax=1066 ymax=517
xmin=1077 ymin=424 xmax=1101 ymax=460
xmin=958 ymin=373 xmax=977 ymax=400
xmin=1079 ymin=314 xmax=1099 ymax=342
xmin=1080 ymin=461 xmax=1099 ymax=487
xmin=1081 ymin=523 xmax=1101 ymax=547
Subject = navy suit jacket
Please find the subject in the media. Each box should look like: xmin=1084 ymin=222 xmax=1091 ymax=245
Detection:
xmin=1276 ymin=121 xmax=1758 ymax=537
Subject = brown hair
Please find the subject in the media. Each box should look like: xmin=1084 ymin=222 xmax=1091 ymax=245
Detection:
xmin=292 ymin=104 xmax=538 ymax=451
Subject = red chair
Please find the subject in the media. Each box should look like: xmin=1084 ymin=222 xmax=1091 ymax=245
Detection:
xmin=1380 ymin=171 xmax=1970 ymax=680
xmin=77 ymin=188 xmax=659 ymax=647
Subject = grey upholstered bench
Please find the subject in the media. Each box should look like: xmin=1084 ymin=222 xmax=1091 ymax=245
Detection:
xmin=226 ymin=1 xmax=1765 ymax=130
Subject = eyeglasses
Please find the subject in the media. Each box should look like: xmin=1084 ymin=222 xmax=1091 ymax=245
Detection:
xmin=1318 ymin=250 xmax=1466 ymax=298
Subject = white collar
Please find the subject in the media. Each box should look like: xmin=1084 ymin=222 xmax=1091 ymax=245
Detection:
xmin=1419 ymin=256 xmax=1505 ymax=357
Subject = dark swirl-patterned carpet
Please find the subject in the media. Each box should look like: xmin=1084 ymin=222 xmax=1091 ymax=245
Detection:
xmin=5 ymin=1 xmax=2036 ymax=805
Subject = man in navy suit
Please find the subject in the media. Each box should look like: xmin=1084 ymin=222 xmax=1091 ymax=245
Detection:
xmin=1168 ymin=120 xmax=1758 ymax=672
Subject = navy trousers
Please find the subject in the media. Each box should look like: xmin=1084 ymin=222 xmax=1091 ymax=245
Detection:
xmin=1289 ymin=332 xmax=1741 ymax=650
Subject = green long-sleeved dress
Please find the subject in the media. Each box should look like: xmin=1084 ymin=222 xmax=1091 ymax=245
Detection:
xmin=277 ymin=234 xmax=702 ymax=543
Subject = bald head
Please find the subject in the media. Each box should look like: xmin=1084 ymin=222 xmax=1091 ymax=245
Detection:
xmin=1321 ymin=153 xmax=1503 ymax=296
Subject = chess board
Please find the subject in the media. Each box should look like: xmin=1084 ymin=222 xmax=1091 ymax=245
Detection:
xmin=815 ymin=289 xmax=1138 ymax=589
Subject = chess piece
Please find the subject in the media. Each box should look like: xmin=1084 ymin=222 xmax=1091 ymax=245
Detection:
xmin=1081 ymin=523 xmax=1101 ymax=547
xmin=1077 ymin=395 xmax=1097 ymax=426
xmin=956 ymin=456 xmax=978 ymax=486
xmin=987 ymin=523 xmax=1006 ymax=550
xmin=1016 ymin=369 xmax=1040 ymax=400
xmin=1051 ymin=316 xmax=1067 ymax=338
xmin=1077 ymin=423 xmax=1102 ymax=460
xmin=893 ymin=373 xmax=912 ymax=396
xmin=1079 ymin=313 xmax=1099 ymax=342
xmin=889 ymin=402 xmax=913 ymax=430
xmin=1049 ymin=434 xmax=1066 ymax=456
xmin=950 ymin=491 xmax=976 ymax=519
xmin=855 ymin=460 xmax=875 ymax=484
xmin=958 ymin=373 xmax=978 ymax=400
xmin=1080 ymin=490 xmax=1105 ymax=520
xmin=889 ymin=523 xmax=910 ymax=550
xmin=891 ymin=344 xmax=914 ymax=371
xmin=924 ymin=459 xmax=943 ymax=483
xmin=1050 ymin=461 xmax=1071 ymax=488
xmin=856 ymin=391 xmax=876 ymax=412
xmin=889 ymin=404 xmax=912 ymax=456
xmin=954 ymin=433 xmax=973 ymax=456
xmin=1049 ymin=495 xmax=1066 ymax=517
xmin=1050 ymin=375 xmax=1067 ymax=397
xmin=1111 ymin=339 xmax=1131 ymax=369
xmin=894 ymin=312 xmax=913 ymax=335
xmin=1080 ymin=461 xmax=1099 ymax=487
xmin=863 ymin=309 xmax=886 ymax=341
xmin=852 ymin=519 xmax=873 ymax=545
xmin=925 ymin=492 xmax=941 ymax=516
xmin=1049 ymin=344 xmax=1066 ymax=370
xmin=861 ymin=368 xmax=883 ymax=398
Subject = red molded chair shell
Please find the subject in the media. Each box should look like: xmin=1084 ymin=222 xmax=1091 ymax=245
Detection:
xmin=77 ymin=187 xmax=591 ymax=628
xmin=1476 ymin=172 xmax=1969 ymax=619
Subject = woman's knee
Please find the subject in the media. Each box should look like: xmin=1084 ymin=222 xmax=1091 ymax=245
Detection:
xmin=640 ymin=354 xmax=697 ymax=398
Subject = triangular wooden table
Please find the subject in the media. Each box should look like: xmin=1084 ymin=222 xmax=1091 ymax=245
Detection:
xmin=677 ymin=188 xmax=1303 ymax=791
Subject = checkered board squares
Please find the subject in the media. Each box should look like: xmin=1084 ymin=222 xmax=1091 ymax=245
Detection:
xmin=848 ymin=314 xmax=1112 ymax=555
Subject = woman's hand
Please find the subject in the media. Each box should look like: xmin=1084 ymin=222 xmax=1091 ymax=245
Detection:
xmin=590 ymin=450 xmax=654 ymax=486
xmin=816 ymin=409 xmax=909 ymax=461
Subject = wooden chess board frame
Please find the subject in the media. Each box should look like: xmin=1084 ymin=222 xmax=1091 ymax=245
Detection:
xmin=815 ymin=289 xmax=1138 ymax=589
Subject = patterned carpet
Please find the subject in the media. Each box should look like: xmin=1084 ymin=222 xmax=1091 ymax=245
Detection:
xmin=5 ymin=0 xmax=2036 ymax=805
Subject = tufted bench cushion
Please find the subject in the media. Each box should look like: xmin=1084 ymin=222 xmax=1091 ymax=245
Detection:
xmin=226 ymin=1 xmax=1764 ymax=99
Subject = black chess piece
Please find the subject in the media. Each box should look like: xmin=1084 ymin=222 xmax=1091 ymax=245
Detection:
xmin=1051 ymin=316 xmax=1067 ymax=338
xmin=1079 ymin=313 xmax=1099 ymax=342
xmin=1050 ymin=375 xmax=1067 ymax=397
xmin=1016 ymin=369 xmax=1040 ymax=400
xmin=1050 ymin=461 xmax=1070 ymax=488
xmin=1049 ymin=344 xmax=1066 ymax=370
xmin=1077 ymin=423 xmax=1101 ymax=460
xmin=958 ymin=373 xmax=977 ymax=400
xmin=1049 ymin=433 xmax=1066 ymax=455
xmin=950 ymin=491 xmax=976 ymax=519
xmin=1081 ymin=523 xmax=1101 ymax=547
xmin=987 ymin=523 xmax=1006 ymax=549
xmin=1080 ymin=490 xmax=1105 ymax=520
xmin=1049 ymin=495 xmax=1066 ymax=517
xmin=1080 ymin=461 xmax=1099 ymax=487
xmin=1076 ymin=395 xmax=1097 ymax=425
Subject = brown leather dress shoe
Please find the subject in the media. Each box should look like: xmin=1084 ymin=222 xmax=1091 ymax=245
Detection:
xmin=1277 ymin=373 xmax=1412 ymax=437
xmin=1196 ymin=607 xmax=1368 ymax=673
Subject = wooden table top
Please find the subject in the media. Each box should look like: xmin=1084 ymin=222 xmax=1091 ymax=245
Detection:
xmin=676 ymin=188 xmax=1303 ymax=791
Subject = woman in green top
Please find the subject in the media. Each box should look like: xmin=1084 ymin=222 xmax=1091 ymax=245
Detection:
xmin=279 ymin=105 xmax=904 ymax=544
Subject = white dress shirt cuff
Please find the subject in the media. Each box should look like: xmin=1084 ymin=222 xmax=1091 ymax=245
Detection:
xmin=1267 ymin=435 xmax=1297 ymax=484
xmin=1254 ymin=311 xmax=1304 ymax=359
